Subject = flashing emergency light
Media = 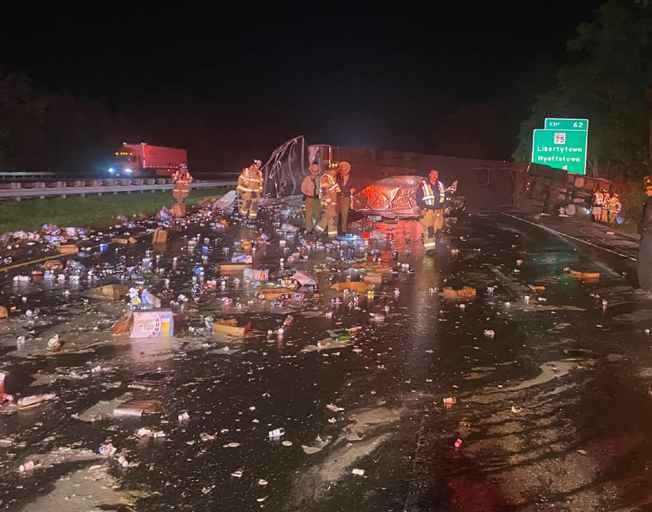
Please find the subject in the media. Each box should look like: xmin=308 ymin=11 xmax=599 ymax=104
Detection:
xmin=125 ymin=168 xmax=133 ymax=174
xmin=108 ymin=168 xmax=115 ymax=174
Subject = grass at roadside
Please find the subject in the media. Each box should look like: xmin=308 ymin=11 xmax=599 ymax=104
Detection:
xmin=615 ymin=220 xmax=639 ymax=236
xmin=0 ymin=187 xmax=231 ymax=234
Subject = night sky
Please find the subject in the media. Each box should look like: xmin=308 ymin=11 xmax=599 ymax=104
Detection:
xmin=0 ymin=2 xmax=603 ymax=169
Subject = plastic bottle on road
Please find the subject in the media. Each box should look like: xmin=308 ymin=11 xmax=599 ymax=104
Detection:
xmin=99 ymin=444 xmax=117 ymax=457
xmin=19 ymin=461 xmax=35 ymax=472
xmin=17 ymin=394 xmax=56 ymax=408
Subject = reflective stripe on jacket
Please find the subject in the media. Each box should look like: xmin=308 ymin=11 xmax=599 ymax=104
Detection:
xmin=237 ymin=167 xmax=263 ymax=193
xmin=593 ymin=192 xmax=603 ymax=206
xmin=608 ymin=198 xmax=621 ymax=212
xmin=419 ymin=180 xmax=445 ymax=207
xmin=320 ymin=173 xmax=340 ymax=204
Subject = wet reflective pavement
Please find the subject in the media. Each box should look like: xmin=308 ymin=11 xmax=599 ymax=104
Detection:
xmin=2 ymin=210 xmax=652 ymax=511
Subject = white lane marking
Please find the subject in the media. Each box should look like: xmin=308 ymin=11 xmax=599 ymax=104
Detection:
xmin=502 ymin=213 xmax=637 ymax=262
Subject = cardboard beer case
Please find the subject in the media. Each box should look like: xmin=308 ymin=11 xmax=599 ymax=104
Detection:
xmin=131 ymin=310 xmax=174 ymax=339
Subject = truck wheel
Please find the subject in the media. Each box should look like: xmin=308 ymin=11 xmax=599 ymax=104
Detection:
xmin=574 ymin=176 xmax=586 ymax=189
xmin=564 ymin=204 xmax=577 ymax=216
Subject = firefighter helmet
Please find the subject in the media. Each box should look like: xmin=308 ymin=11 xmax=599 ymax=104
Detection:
xmin=645 ymin=175 xmax=652 ymax=190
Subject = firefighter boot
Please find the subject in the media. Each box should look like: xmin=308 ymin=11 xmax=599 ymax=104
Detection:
xmin=424 ymin=226 xmax=436 ymax=253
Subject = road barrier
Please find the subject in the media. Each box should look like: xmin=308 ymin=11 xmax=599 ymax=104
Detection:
xmin=0 ymin=179 xmax=237 ymax=201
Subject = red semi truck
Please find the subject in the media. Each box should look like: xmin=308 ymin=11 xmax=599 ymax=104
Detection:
xmin=108 ymin=143 xmax=187 ymax=177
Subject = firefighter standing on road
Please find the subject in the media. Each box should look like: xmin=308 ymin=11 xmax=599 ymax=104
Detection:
xmin=638 ymin=176 xmax=652 ymax=296
xmin=607 ymin=193 xmax=621 ymax=224
xmin=237 ymin=159 xmax=264 ymax=219
xmin=172 ymin=164 xmax=193 ymax=216
xmin=336 ymin=161 xmax=355 ymax=236
xmin=315 ymin=162 xmax=340 ymax=238
xmin=601 ymin=190 xmax=611 ymax=223
xmin=301 ymin=164 xmax=322 ymax=233
xmin=416 ymin=169 xmax=446 ymax=253
xmin=592 ymin=188 xmax=603 ymax=222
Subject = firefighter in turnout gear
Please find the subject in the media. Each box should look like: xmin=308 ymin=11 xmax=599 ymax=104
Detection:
xmin=301 ymin=164 xmax=322 ymax=233
xmin=173 ymin=164 xmax=193 ymax=202
xmin=315 ymin=162 xmax=341 ymax=238
xmin=607 ymin=193 xmax=621 ymax=224
xmin=638 ymin=175 xmax=652 ymax=295
xmin=416 ymin=169 xmax=446 ymax=253
xmin=237 ymin=159 xmax=264 ymax=219
xmin=172 ymin=164 xmax=193 ymax=216
xmin=336 ymin=161 xmax=355 ymax=235
xmin=601 ymin=190 xmax=610 ymax=223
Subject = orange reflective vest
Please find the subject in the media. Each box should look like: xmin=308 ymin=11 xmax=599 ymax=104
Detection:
xmin=593 ymin=191 xmax=603 ymax=206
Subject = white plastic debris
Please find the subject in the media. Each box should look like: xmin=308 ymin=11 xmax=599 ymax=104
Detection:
xmin=136 ymin=428 xmax=153 ymax=438
xmin=268 ymin=428 xmax=285 ymax=439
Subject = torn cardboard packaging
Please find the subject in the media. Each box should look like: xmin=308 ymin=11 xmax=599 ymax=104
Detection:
xmin=212 ymin=319 xmax=252 ymax=337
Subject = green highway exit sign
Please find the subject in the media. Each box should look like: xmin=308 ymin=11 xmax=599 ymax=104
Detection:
xmin=532 ymin=128 xmax=588 ymax=175
xmin=544 ymin=118 xmax=589 ymax=131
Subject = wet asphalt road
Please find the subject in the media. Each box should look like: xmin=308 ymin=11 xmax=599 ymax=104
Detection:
xmin=2 ymin=209 xmax=652 ymax=511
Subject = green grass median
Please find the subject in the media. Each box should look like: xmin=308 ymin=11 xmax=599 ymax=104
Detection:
xmin=0 ymin=187 xmax=231 ymax=234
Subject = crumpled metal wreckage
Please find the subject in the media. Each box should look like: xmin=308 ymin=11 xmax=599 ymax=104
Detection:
xmin=352 ymin=175 xmax=464 ymax=218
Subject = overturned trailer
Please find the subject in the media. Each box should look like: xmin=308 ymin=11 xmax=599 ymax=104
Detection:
xmin=261 ymin=136 xmax=310 ymax=204
xmin=521 ymin=163 xmax=625 ymax=216
xmin=259 ymin=139 xmax=621 ymax=217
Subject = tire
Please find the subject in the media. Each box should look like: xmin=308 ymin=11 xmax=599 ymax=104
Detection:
xmin=564 ymin=204 xmax=577 ymax=216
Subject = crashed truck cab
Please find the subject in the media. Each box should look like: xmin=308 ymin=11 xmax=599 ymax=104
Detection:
xmin=522 ymin=163 xmax=625 ymax=217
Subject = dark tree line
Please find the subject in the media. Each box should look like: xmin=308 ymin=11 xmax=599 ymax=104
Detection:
xmin=514 ymin=0 xmax=652 ymax=182
xmin=0 ymin=69 xmax=129 ymax=173
xmin=0 ymin=69 xmax=280 ymax=175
